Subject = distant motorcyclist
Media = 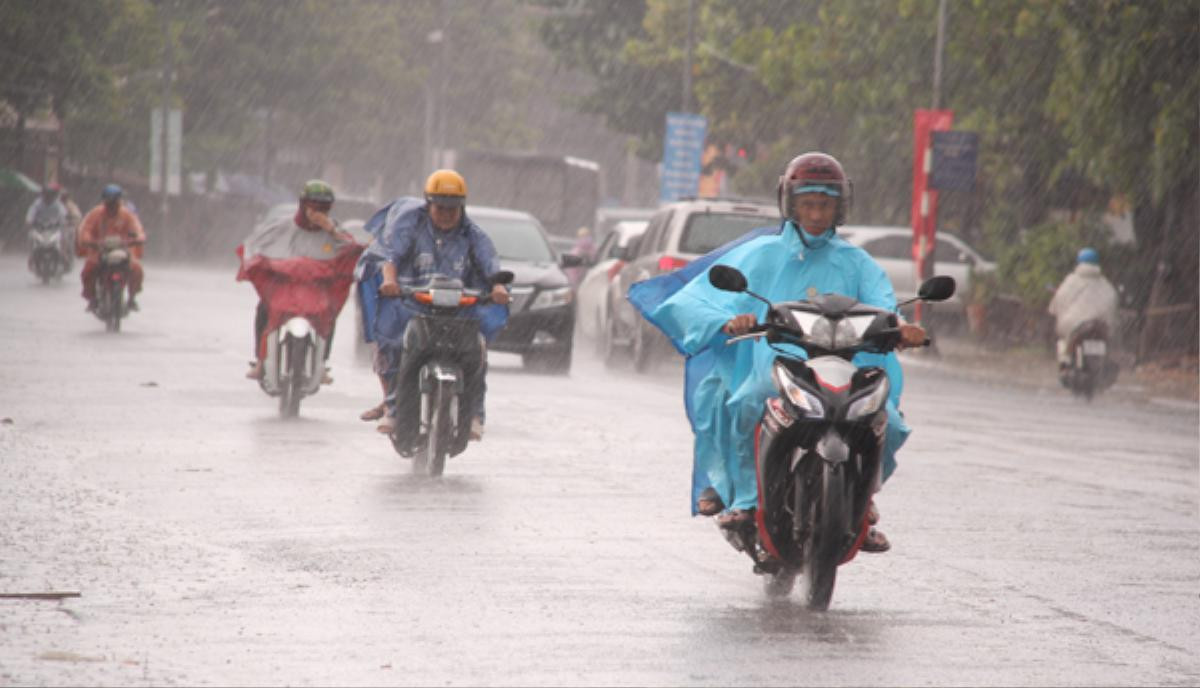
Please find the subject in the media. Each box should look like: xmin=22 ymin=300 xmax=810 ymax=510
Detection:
xmin=356 ymin=169 xmax=510 ymax=441
xmin=1048 ymin=247 xmax=1119 ymax=370
xmin=78 ymin=184 xmax=145 ymax=312
xmin=238 ymin=180 xmax=361 ymax=382
xmin=635 ymin=152 xmax=926 ymax=552
xmin=26 ymin=183 xmax=71 ymax=267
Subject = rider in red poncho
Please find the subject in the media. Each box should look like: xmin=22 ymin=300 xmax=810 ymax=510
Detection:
xmin=237 ymin=180 xmax=364 ymax=382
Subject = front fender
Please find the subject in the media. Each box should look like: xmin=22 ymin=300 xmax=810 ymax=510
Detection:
xmin=283 ymin=317 xmax=314 ymax=339
xmin=798 ymin=430 xmax=850 ymax=469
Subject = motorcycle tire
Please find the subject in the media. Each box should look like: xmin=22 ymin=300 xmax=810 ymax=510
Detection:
xmin=426 ymin=383 xmax=453 ymax=477
xmin=105 ymin=285 xmax=124 ymax=333
xmin=279 ymin=336 xmax=306 ymax=418
xmin=800 ymin=463 xmax=849 ymax=611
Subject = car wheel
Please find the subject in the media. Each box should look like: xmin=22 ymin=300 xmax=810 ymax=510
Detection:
xmin=631 ymin=319 xmax=655 ymax=373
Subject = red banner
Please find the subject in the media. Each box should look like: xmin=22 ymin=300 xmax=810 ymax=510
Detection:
xmin=911 ymin=109 xmax=953 ymax=321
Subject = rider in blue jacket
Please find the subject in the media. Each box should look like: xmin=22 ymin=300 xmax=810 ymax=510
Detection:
xmin=633 ymin=152 xmax=926 ymax=552
xmin=355 ymin=169 xmax=510 ymax=442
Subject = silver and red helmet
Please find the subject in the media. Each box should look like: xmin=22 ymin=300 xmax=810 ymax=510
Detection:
xmin=776 ymin=152 xmax=853 ymax=226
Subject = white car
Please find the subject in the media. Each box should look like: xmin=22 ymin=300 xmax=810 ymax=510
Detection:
xmin=836 ymin=225 xmax=995 ymax=315
xmin=607 ymin=197 xmax=780 ymax=371
xmin=575 ymin=219 xmax=648 ymax=343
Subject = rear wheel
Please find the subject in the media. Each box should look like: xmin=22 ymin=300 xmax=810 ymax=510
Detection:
xmin=602 ymin=308 xmax=623 ymax=368
xmin=631 ymin=319 xmax=654 ymax=373
xmin=800 ymin=464 xmax=848 ymax=611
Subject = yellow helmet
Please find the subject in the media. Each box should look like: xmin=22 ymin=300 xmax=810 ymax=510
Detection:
xmin=424 ymin=169 xmax=467 ymax=207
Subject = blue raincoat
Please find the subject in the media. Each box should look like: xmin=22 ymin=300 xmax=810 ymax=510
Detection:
xmin=355 ymin=197 xmax=508 ymax=350
xmin=631 ymin=220 xmax=911 ymax=514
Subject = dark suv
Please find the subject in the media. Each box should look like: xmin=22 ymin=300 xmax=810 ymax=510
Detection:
xmin=471 ymin=205 xmax=582 ymax=374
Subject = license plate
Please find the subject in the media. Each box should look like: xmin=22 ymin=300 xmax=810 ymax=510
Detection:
xmin=1081 ymin=339 xmax=1106 ymax=355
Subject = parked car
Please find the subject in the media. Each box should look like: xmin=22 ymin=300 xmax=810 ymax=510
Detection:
xmin=575 ymin=219 xmax=648 ymax=344
xmin=471 ymin=205 xmax=582 ymax=374
xmin=606 ymin=197 xmax=779 ymax=371
xmin=836 ymin=225 xmax=995 ymax=318
xmin=593 ymin=205 xmax=656 ymax=243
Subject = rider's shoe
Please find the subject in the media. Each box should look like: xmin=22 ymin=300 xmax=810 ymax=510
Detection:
xmin=245 ymin=360 xmax=264 ymax=380
xmin=85 ymin=298 xmax=98 ymax=313
xmin=697 ymin=487 xmax=725 ymax=516
xmin=321 ymin=368 xmax=333 ymax=385
xmin=127 ymin=297 xmax=139 ymax=312
xmin=360 ymin=403 xmax=386 ymax=422
xmin=469 ymin=416 xmax=484 ymax=441
xmin=376 ymin=417 xmax=394 ymax=434
xmin=860 ymin=526 xmax=891 ymax=553
xmin=716 ymin=508 xmax=755 ymax=530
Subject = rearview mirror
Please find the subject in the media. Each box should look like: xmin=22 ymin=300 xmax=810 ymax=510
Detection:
xmin=918 ymin=275 xmax=956 ymax=302
xmin=708 ymin=265 xmax=747 ymax=293
xmin=490 ymin=270 xmax=515 ymax=286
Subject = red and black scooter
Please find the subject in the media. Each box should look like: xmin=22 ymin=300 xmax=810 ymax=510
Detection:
xmin=707 ymin=265 xmax=955 ymax=609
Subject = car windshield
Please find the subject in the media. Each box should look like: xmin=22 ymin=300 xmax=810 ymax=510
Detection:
xmin=475 ymin=216 xmax=555 ymax=263
xmin=679 ymin=213 xmax=772 ymax=255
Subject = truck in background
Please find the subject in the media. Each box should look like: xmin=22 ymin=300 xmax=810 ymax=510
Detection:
xmin=450 ymin=149 xmax=601 ymax=253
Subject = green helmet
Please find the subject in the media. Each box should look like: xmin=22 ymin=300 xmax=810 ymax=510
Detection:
xmin=300 ymin=179 xmax=335 ymax=204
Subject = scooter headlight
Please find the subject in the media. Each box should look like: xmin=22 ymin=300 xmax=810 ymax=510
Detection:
xmin=772 ymin=361 xmax=824 ymax=419
xmin=846 ymin=378 xmax=890 ymax=420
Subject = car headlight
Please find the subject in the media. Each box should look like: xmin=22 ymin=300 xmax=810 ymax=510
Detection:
xmin=529 ymin=286 xmax=572 ymax=310
xmin=772 ymin=361 xmax=824 ymax=418
xmin=845 ymin=377 xmax=890 ymax=420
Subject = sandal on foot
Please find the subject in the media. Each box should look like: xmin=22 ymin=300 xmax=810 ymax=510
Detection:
xmin=375 ymin=419 xmax=394 ymax=435
xmin=860 ymin=526 xmax=890 ymax=553
xmin=696 ymin=487 xmax=725 ymax=516
xmin=360 ymin=403 xmax=386 ymax=422
xmin=866 ymin=500 xmax=880 ymax=526
xmin=716 ymin=509 xmax=755 ymax=529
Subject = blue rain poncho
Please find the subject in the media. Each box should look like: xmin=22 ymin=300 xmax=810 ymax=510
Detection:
xmin=355 ymin=197 xmax=508 ymax=349
xmin=630 ymin=220 xmax=911 ymax=514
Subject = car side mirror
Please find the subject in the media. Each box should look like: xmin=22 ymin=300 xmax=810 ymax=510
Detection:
xmin=708 ymin=265 xmax=748 ymax=293
xmin=560 ymin=253 xmax=584 ymax=269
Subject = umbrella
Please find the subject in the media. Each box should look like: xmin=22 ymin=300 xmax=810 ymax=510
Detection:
xmin=0 ymin=168 xmax=40 ymax=192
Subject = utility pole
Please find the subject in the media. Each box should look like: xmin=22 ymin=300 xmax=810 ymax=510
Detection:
xmin=932 ymin=0 xmax=946 ymax=110
xmin=682 ymin=0 xmax=694 ymax=112
xmin=160 ymin=0 xmax=172 ymax=224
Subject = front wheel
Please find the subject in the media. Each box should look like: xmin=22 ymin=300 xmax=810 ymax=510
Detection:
xmin=800 ymin=463 xmax=849 ymax=611
xmin=279 ymin=336 xmax=306 ymax=418
xmin=104 ymin=283 xmax=124 ymax=333
xmin=425 ymin=383 xmax=453 ymax=477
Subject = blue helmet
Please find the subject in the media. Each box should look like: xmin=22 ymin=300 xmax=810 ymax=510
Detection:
xmin=1077 ymin=247 xmax=1099 ymax=265
xmin=101 ymin=184 xmax=123 ymax=201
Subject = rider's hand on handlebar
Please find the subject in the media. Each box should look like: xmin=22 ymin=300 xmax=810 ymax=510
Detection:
xmin=722 ymin=313 xmax=758 ymax=336
xmin=490 ymin=284 xmax=510 ymax=305
xmin=898 ymin=322 xmax=927 ymax=349
xmin=379 ymin=280 xmax=401 ymax=297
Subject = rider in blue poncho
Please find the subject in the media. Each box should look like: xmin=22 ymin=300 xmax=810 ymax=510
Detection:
xmin=354 ymin=169 xmax=511 ymax=442
xmin=631 ymin=152 xmax=927 ymax=552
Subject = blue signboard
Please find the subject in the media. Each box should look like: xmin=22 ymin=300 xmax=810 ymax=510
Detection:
xmin=660 ymin=112 xmax=707 ymax=203
xmin=930 ymin=130 xmax=979 ymax=192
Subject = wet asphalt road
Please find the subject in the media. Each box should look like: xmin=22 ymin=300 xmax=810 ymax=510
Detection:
xmin=1 ymin=256 xmax=1197 ymax=686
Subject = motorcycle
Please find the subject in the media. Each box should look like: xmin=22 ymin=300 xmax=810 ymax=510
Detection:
xmin=88 ymin=236 xmax=137 ymax=332
xmin=1061 ymin=319 xmax=1117 ymax=401
xmin=259 ymin=314 xmax=328 ymax=419
xmin=707 ymin=265 xmax=955 ymax=610
xmin=384 ymin=271 xmax=513 ymax=477
xmin=28 ymin=219 xmax=70 ymax=284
